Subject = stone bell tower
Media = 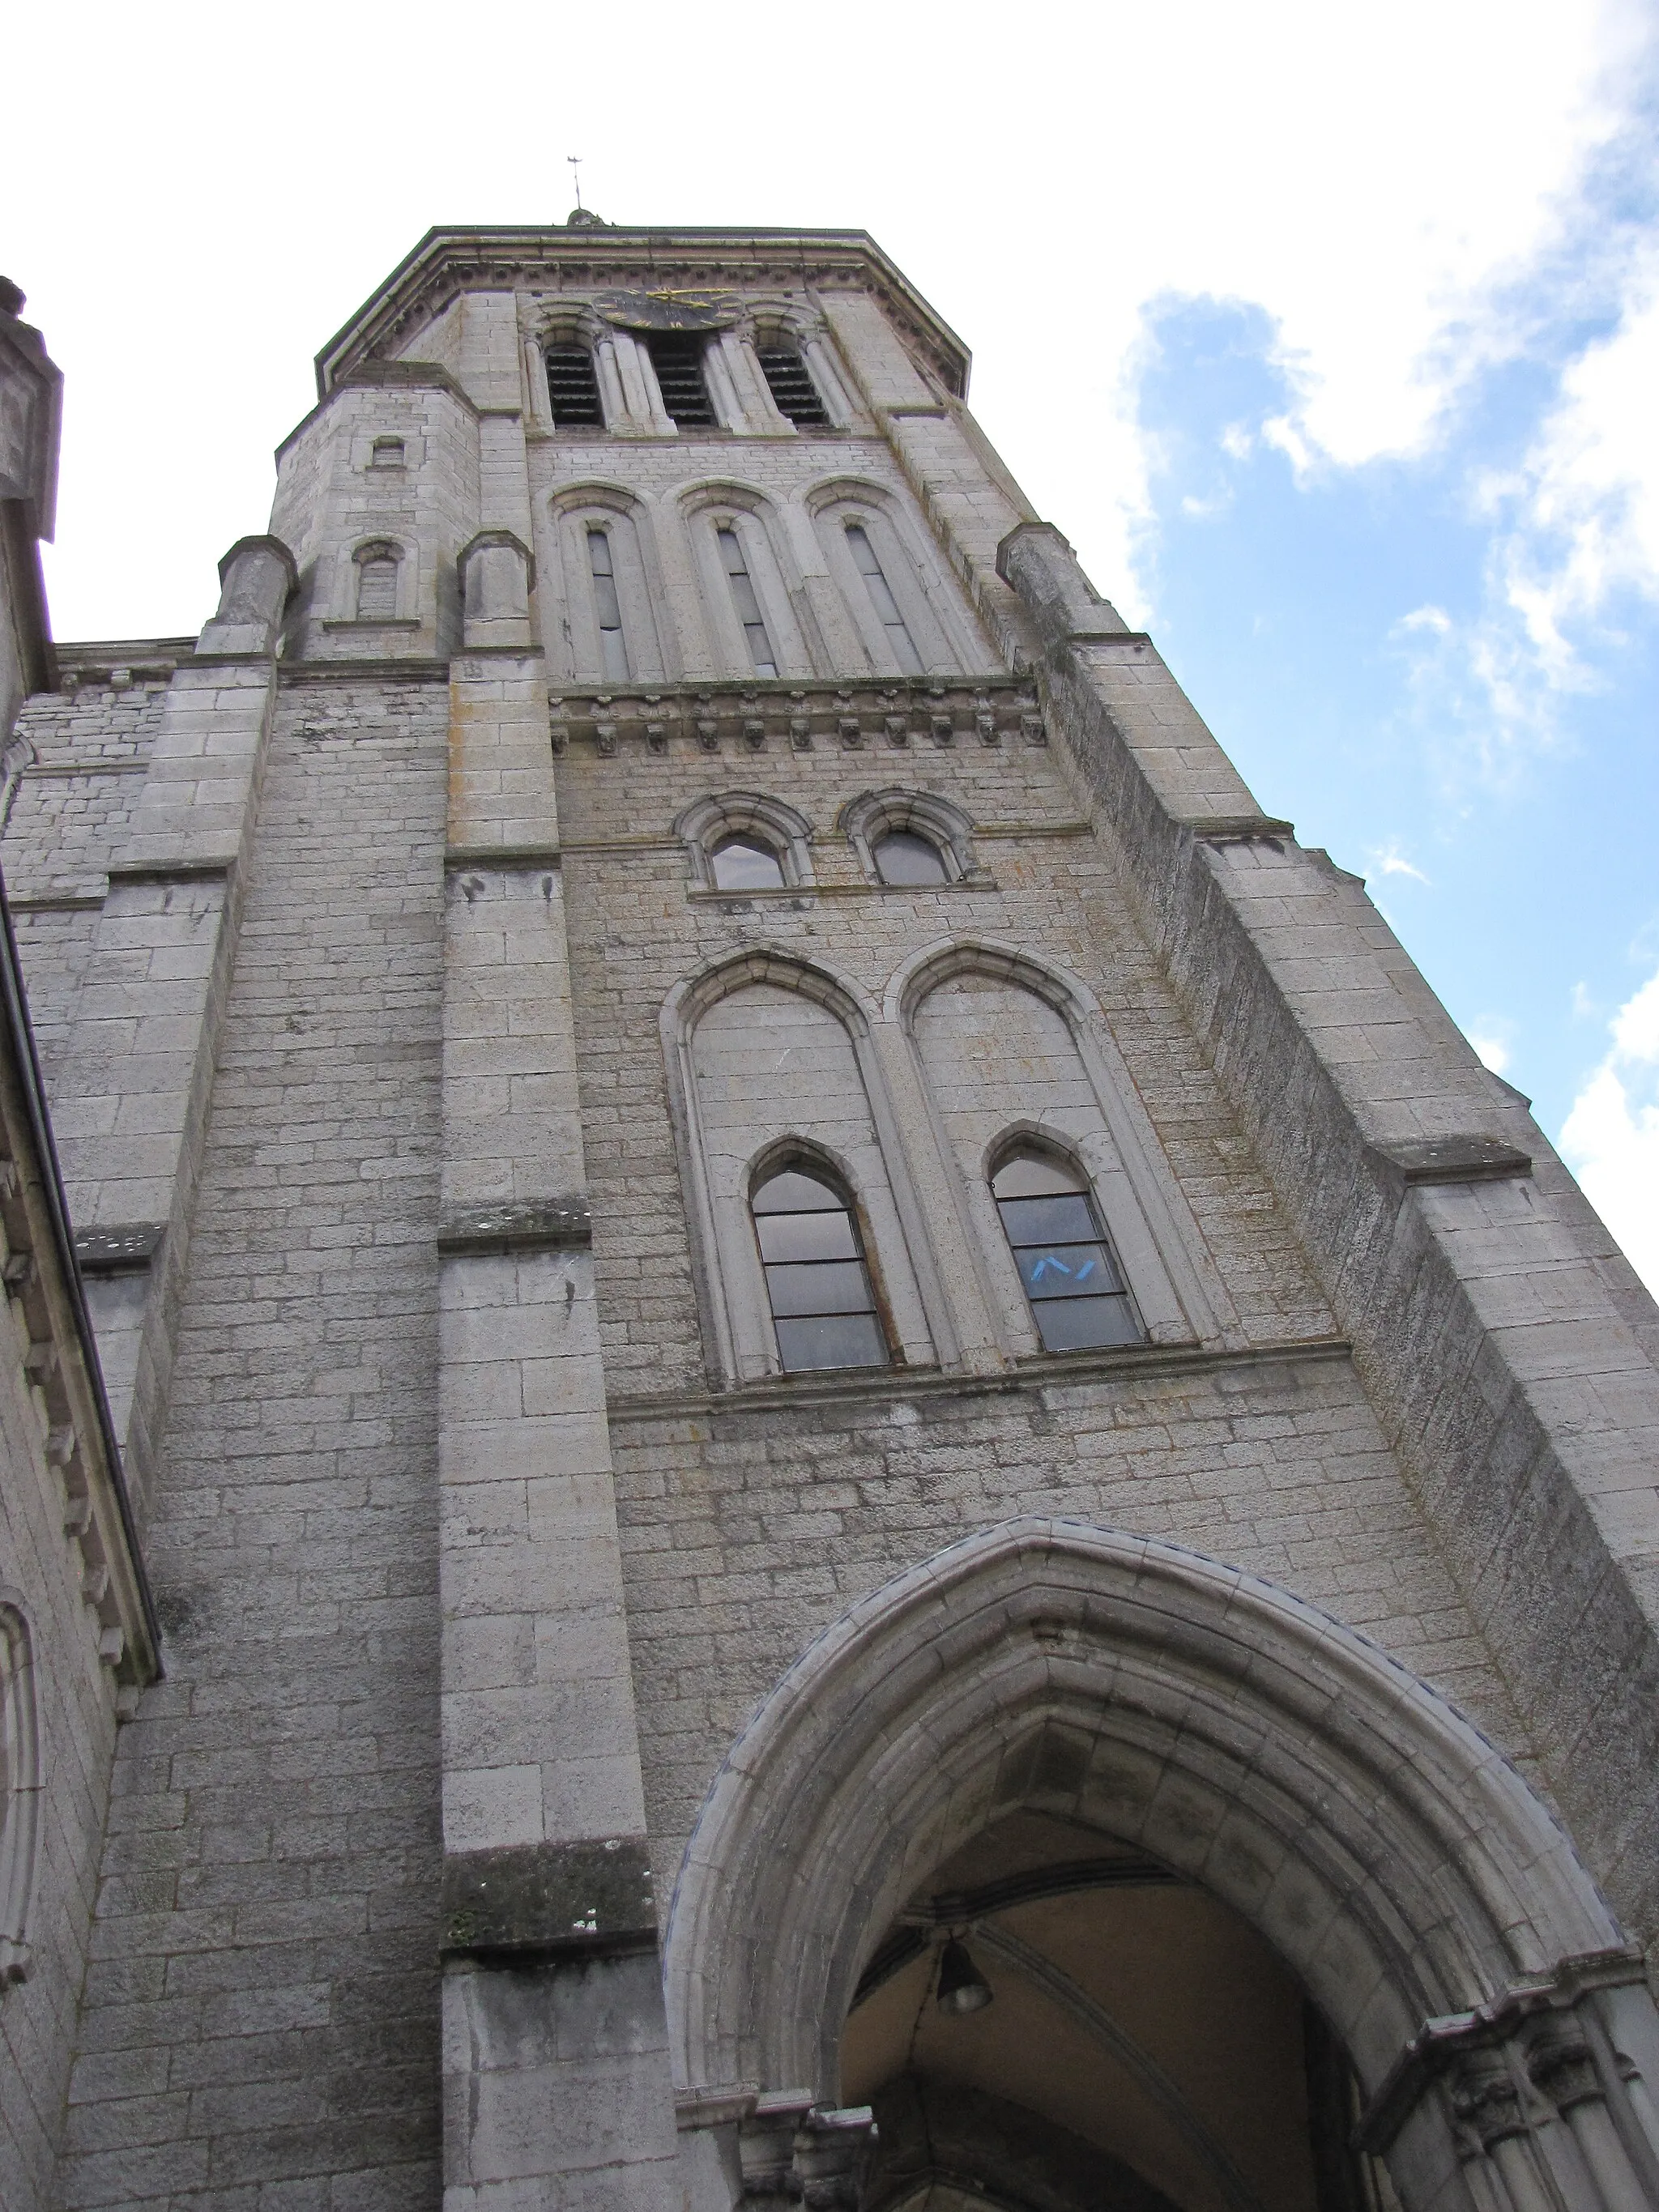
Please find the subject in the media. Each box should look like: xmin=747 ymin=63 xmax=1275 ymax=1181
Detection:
xmin=4 ymin=216 xmax=1659 ymax=2212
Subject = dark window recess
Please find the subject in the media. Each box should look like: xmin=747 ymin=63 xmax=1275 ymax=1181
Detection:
xmin=872 ymin=828 xmax=949 ymax=886
xmin=717 ymin=527 xmax=778 ymax=676
xmin=648 ymin=334 xmax=715 ymax=427
xmin=710 ymin=834 xmax=785 ymax=892
xmin=753 ymin=1165 xmax=888 ymax=1373
xmin=545 ymin=346 xmax=603 ymax=427
xmin=587 ymin=529 xmax=629 ymax=680
xmin=757 ymin=346 xmax=829 ymax=427
xmin=992 ymin=1153 xmax=1141 ymax=1353
xmin=845 ymin=523 xmax=924 ymax=672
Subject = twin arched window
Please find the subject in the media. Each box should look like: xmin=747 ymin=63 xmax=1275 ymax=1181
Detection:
xmin=750 ymin=1145 xmax=1139 ymax=1375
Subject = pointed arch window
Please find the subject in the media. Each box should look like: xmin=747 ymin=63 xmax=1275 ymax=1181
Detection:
xmin=717 ymin=528 xmax=778 ymax=676
xmin=992 ymin=1150 xmax=1141 ymax=1353
xmin=753 ymin=1163 xmax=888 ymax=1373
xmin=845 ymin=523 xmax=923 ymax=672
xmin=586 ymin=527 xmax=629 ymax=680
xmin=872 ymin=829 xmax=949 ymax=885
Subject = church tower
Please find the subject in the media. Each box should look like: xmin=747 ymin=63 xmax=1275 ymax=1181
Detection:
xmin=4 ymin=219 xmax=1659 ymax=2212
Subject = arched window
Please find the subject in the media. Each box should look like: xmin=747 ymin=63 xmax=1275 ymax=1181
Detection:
xmin=753 ymin=1162 xmax=888 ymax=1373
xmin=872 ymin=828 xmax=950 ymax=886
xmin=991 ymin=1150 xmax=1141 ymax=1353
xmin=717 ymin=527 xmax=778 ymax=676
xmin=710 ymin=834 xmax=786 ymax=892
xmin=0 ymin=1605 xmax=40 ymax=1985
xmin=356 ymin=544 xmax=400 ymax=619
xmin=586 ymin=528 xmax=629 ymax=679
xmin=545 ymin=343 xmax=603 ymax=427
xmin=648 ymin=333 xmax=715 ymax=427
xmin=756 ymin=342 xmax=828 ymax=427
xmin=845 ymin=523 xmax=923 ymax=673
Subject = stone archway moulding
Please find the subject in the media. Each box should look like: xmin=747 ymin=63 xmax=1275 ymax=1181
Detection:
xmin=664 ymin=1518 xmax=1659 ymax=2212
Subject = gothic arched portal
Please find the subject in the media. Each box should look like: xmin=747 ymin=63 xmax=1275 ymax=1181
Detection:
xmin=664 ymin=1519 xmax=1659 ymax=2212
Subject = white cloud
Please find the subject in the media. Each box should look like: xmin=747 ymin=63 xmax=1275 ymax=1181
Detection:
xmin=1468 ymin=1030 xmax=1513 ymax=1076
xmin=1371 ymin=845 xmax=1431 ymax=884
xmin=1562 ymin=965 xmax=1659 ymax=1294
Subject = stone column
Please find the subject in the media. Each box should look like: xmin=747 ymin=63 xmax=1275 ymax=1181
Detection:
xmin=56 ymin=536 xmax=294 ymax=1510
xmin=437 ymin=647 xmax=678 ymax=2212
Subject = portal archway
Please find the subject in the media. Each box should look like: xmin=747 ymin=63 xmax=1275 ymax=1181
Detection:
xmin=665 ymin=1519 xmax=1659 ymax=2212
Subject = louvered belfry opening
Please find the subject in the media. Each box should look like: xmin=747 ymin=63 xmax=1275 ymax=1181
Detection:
xmin=545 ymin=344 xmax=603 ymax=427
xmin=757 ymin=345 xmax=828 ymax=426
xmin=647 ymin=333 xmax=716 ymax=427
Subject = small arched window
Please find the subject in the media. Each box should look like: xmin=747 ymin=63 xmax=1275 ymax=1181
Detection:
xmin=356 ymin=545 xmax=400 ymax=619
xmin=753 ymin=1163 xmax=888 ymax=1373
xmin=756 ymin=342 xmax=828 ymax=427
xmin=992 ymin=1150 xmax=1141 ymax=1353
xmin=872 ymin=829 xmax=950 ymax=886
xmin=546 ymin=343 xmax=603 ymax=427
xmin=710 ymin=834 xmax=786 ymax=892
xmin=586 ymin=528 xmax=629 ymax=679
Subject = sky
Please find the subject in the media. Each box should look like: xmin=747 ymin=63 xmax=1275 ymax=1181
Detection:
xmin=7 ymin=0 xmax=1659 ymax=1289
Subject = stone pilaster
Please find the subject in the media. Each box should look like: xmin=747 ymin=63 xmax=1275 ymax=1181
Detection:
xmin=437 ymin=646 xmax=677 ymax=2211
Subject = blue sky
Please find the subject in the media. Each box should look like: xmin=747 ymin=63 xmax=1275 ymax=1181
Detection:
xmin=8 ymin=0 xmax=1659 ymax=1285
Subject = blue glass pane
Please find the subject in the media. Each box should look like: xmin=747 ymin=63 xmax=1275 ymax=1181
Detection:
xmin=774 ymin=1312 xmax=887 ymax=1372
xmin=753 ymin=1169 xmax=842 ymax=1213
xmin=1015 ymin=1242 xmax=1124 ymax=1299
xmin=1034 ymin=1296 xmax=1140 ymax=1352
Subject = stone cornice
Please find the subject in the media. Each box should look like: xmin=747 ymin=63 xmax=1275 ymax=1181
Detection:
xmin=313 ymin=225 xmax=971 ymax=404
xmin=545 ymin=671 xmax=1046 ymax=759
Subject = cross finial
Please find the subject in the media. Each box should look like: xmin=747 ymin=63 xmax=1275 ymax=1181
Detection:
xmin=567 ymin=156 xmax=584 ymax=212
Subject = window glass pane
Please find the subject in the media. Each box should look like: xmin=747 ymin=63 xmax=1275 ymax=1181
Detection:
xmin=996 ymin=1194 xmax=1099 ymax=1247
xmin=872 ymin=829 xmax=949 ymax=886
xmin=1012 ymin=1242 xmax=1124 ymax=1300
xmin=755 ymin=1209 xmax=859 ymax=1263
xmin=710 ymin=836 xmax=785 ymax=891
xmin=843 ymin=524 xmax=924 ymax=673
xmin=586 ymin=529 xmax=629 ymax=680
xmin=716 ymin=526 xmax=778 ymax=677
xmin=753 ymin=1169 xmax=843 ymax=1213
xmin=774 ymin=1312 xmax=887 ymax=1372
xmin=992 ymin=1154 xmax=1085 ymax=1199
xmin=1034 ymin=1297 xmax=1141 ymax=1353
xmin=764 ymin=1259 xmax=876 ymax=1318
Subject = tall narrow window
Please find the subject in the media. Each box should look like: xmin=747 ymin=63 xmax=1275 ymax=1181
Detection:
xmin=757 ymin=343 xmax=828 ymax=427
xmin=546 ymin=344 xmax=603 ymax=427
xmin=356 ymin=551 xmax=399 ymax=619
xmin=717 ymin=528 xmax=778 ymax=676
xmin=992 ymin=1152 xmax=1140 ymax=1353
xmin=648 ymin=333 xmax=715 ymax=428
xmin=753 ymin=1164 xmax=888 ymax=1373
xmin=845 ymin=524 xmax=923 ymax=672
xmin=587 ymin=529 xmax=629 ymax=680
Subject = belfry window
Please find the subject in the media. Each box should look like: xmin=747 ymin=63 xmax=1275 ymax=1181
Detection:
xmin=992 ymin=1151 xmax=1141 ymax=1353
xmin=586 ymin=528 xmax=629 ymax=680
xmin=717 ymin=528 xmax=778 ymax=677
xmin=757 ymin=343 xmax=828 ymax=427
xmin=546 ymin=344 xmax=603 ymax=428
xmin=752 ymin=1164 xmax=888 ymax=1373
xmin=648 ymin=333 xmax=715 ymax=428
xmin=710 ymin=835 xmax=785 ymax=892
xmin=356 ymin=548 xmax=399 ymax=619
xmin=845 ymin=524 xmax=923 ymax=672
xmin=872 ymin=829 xmax=949 ymax=886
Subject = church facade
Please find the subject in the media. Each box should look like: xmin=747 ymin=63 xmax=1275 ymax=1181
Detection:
xmin=3 ymin=221 xmax=1659 ymax=2212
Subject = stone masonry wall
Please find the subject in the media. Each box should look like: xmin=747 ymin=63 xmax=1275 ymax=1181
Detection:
xmin=54 ymin=674 xmax=449 ymax=2211
xmin=550 ymin=728 xmax=1542 ymax=1891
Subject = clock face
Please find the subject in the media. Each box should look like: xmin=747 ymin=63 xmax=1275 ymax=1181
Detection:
xmin=594 ymin=288 xmax=739 ymax=332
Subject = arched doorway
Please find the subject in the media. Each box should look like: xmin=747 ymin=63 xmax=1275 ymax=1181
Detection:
xmin=666 ymin=1520 xmax=1659 ymax=2212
